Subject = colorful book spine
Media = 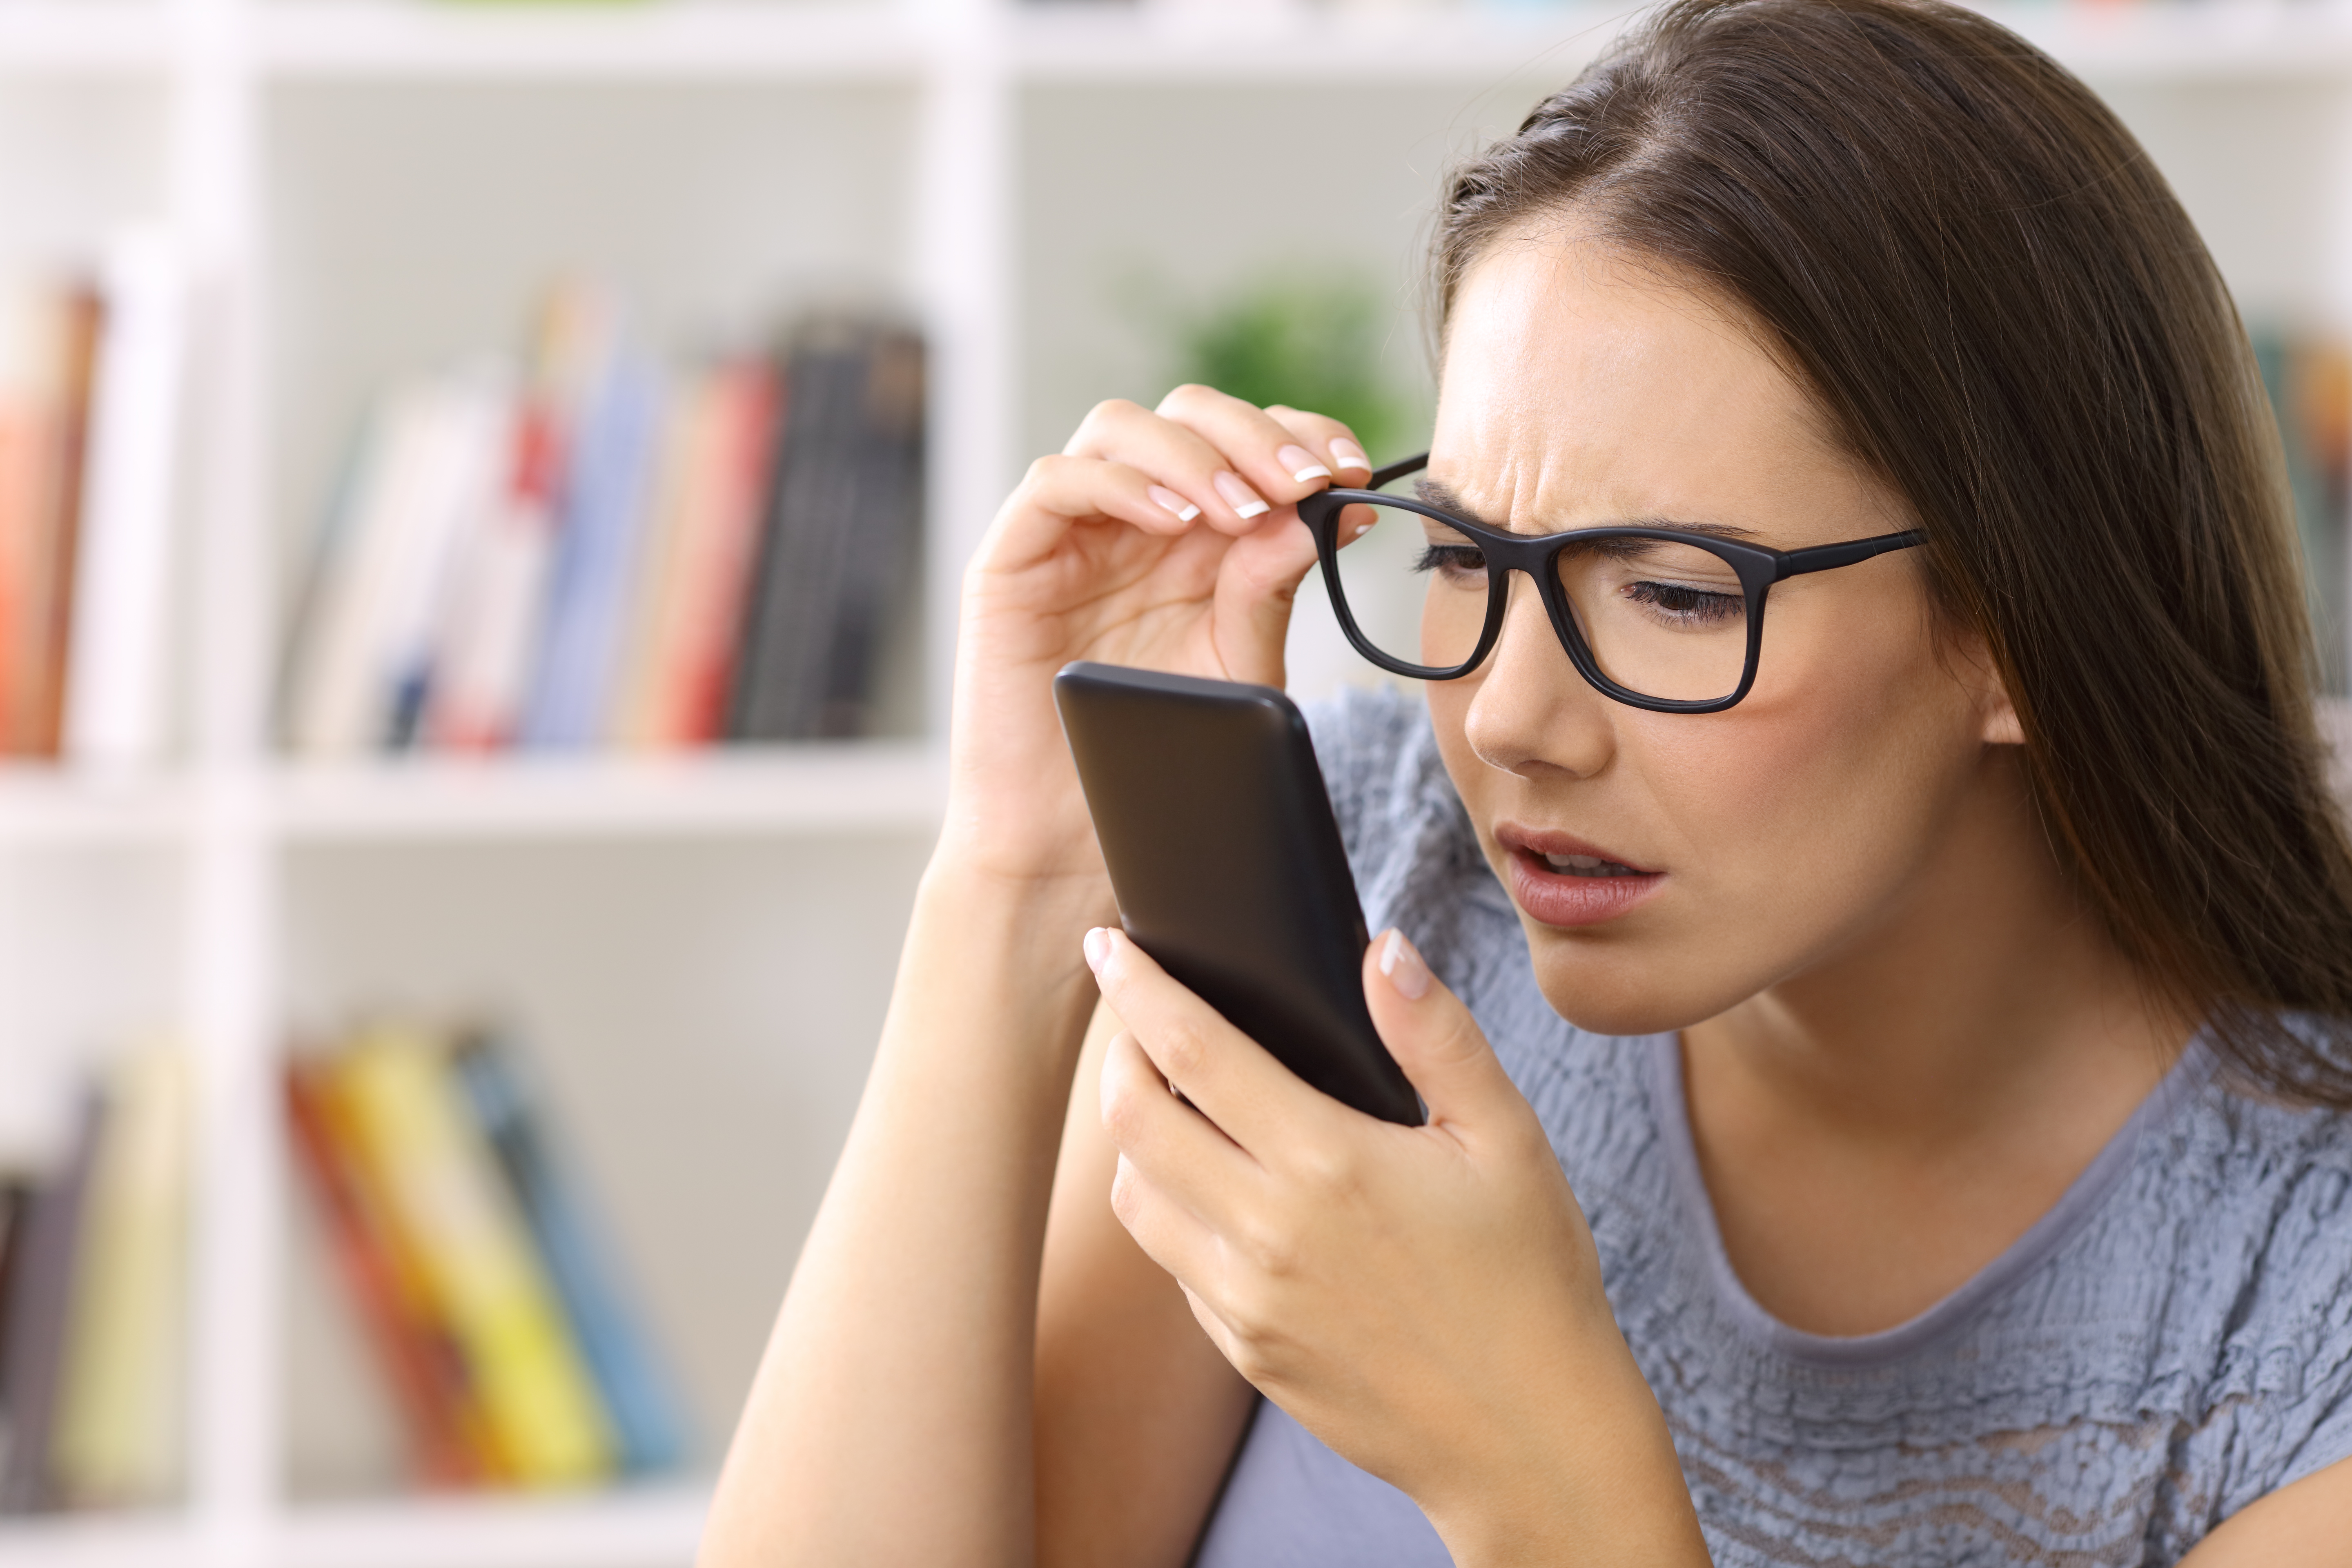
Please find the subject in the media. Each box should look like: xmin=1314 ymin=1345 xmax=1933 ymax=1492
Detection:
xmin=330 ymin=1026 xmax=615 ymax=1488
xmin=281 ymin=288 xmax=926 ymax=755
xmin=452 ymin=1034 xmax=684 ymax=1474
xmin=423 ymin=284 xmax=610 ymax=752
xmin=518 ymin=352 xmax=662 ymax=749
xmin=285 ymin=1056 xmax=492 ymax=1487
xmin=18 ymin=286 xmax=102 ymax=760
xmin=50 ymin=1047 xmax=189 ymax=1509
xmin=619 ymin=361 xmax=780 ymax=748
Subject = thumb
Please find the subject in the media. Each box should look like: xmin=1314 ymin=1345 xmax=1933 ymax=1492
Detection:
xmin=1363 ymin=929 xmax=1519 ymax=1131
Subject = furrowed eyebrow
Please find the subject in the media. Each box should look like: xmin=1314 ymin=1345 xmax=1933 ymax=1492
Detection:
xmin=1412 ymin=477 xmax=1761 ymax=542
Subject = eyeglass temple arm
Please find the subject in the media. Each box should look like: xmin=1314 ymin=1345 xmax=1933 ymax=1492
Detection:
xmin=1366 ymin=452 xmax=1432 ymax=491
xmin=1774 ymin=530 xmax=1928 ymax=579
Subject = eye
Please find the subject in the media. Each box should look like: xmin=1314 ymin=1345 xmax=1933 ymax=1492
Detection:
xmin=1414 ymin=543 xmax=1486 ymax=580
xmin=1624 ymin=579 xmax=1744 ymax=626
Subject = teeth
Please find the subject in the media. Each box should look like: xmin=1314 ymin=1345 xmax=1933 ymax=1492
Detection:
xmin=1541 ymin=851 xmax=1639 ymax=877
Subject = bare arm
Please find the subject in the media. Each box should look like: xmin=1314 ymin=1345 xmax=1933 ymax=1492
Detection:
xmin=1037 ymin=1005 xmax=1258 ymax=1568
xmin=2180 ymin=1456 xmax=2352 ymax=1565
xmin=698 ymin=390 xmax=1367 ymax=1567
xmin=697 ymin=866 xmax=1105 ymax=1566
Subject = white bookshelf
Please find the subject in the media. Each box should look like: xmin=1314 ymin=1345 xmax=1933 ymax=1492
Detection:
xmin=1 ymin=1 xmax=2349 ymax=1564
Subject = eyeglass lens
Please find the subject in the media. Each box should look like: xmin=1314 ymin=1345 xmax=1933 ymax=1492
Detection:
xmin=1328 ymin=499 xmax=1752 ymax=703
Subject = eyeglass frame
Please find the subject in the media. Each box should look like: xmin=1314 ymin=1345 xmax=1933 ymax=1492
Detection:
xmin=1296 ymin=452 xmax=1929 ymax=715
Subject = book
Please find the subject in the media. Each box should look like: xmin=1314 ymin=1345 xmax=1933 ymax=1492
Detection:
xmin=285 ymin=372 xmax=510 ymax=756
xmin=423 ymin=284 xmax=615 ymax=752
xmin=0 ymin=282 xmax=73 ymax=763
xmin=812 ymin=325 xmax=924 ymax=739
xmin=64 ymin=230 xmax=186 ymax=771
xmin=0 ymin=1094 xmax=103 ymax=1511
xmin=49 ymin=1047 xmax=189 ymax=1509
xmin=17 ymin=285 xmax=101 ymax=760
xmin=729 ymin=319 xmax=925 ymax=741
xmin=452 ymin=1033 xmax=684 ymax=1474
xmin=2254 ymin=328 xmax=2352 ymax=694
xmin=286 ymin=1055 xmax=492 ymax=1487
xmin=517 ymin=350 xmax=662 ymax=749
xmin=330 ymin=1025 xmax=615 ymax=1488
xmin=615 ymin=361 xmax=780 ymax=748
xmin=606 ymin=370 xmax=716 ymax=748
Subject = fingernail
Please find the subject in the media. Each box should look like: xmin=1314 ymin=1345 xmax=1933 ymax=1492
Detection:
xmin=1213 ymin=471 xmax=1270 ymax=520
xmin=1329 ymin=438 xmax=1371 ymax=474
xmin=1278 ymin=444 xmax=1332 ymax=484
xmin=1148 ymin=485 xmax=1200 ymax=523
xmin=1379 ymin=929 xmax=1431 ymax=1000
xmin=1084 ymin=927 xmax=1112 ymax=975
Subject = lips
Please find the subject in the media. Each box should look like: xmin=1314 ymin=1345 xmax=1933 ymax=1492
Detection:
xmin=1493 ymin=823 xmax=1664 ymax=929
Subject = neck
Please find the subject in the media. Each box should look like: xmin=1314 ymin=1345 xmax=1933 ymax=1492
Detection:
xmin=1676 ymin=746 xmax=2194 ymax=1335
xmin=1684 ymin=746 xmax=2186 ymax=1148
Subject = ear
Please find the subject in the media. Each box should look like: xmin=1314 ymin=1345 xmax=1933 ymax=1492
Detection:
xmin=1954 ymin=630 xmax=2025 ymax=746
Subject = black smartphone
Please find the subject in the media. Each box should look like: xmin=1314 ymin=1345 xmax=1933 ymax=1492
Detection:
xmin=1053 ymin=661 xmax=1423 ymax=1126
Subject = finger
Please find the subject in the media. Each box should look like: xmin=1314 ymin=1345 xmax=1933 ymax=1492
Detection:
xmin=1085 ymin=926 xmax=1340 ymax=1156
xmin=1263 ymin=404 xmax=1375 ymax=485
xmin=983 ymin=451 xmax=1213 ymax=575
xmin=1063 ymin=397 xmax=1282 ymax=538
xmin=1155 ymin=384 xmax=1342 ymax=527
xmin=1099 ymin=1027 xmax=1267 ymax=1230
xmin=1108 ymin=1149 xmax=1227 ymax=1297
xmin=1362 ymin=929 xmax=1528 ymax=1141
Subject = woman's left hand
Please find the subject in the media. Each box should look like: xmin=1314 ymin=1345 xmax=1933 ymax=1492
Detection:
xmin=1085 ymin=924 xmax=1712 ymax=1567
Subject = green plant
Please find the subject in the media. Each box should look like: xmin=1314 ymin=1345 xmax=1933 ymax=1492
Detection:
xmin=1161 ymin=270 xmax=1414 ymax=460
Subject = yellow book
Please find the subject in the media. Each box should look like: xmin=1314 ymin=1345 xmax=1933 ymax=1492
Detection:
xmin=333 ymin=1025 xmax=614 ymax=1488
xmin=50 ymin=1045 xmax=189 ymax=1508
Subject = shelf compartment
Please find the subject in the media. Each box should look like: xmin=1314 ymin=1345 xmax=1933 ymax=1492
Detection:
xmin=0 ymin=2 xmax=176 ymax=78
xmin=1006 ymin=0 xmax=2352 ymax=83
xmin=270 ymin=744 xmax=943 ymax=840
xmin=279 ymin=1481 xmax=707 ymax=1568
xmin=254 ymin=0 xmax=925 ymax=81
xmin=0 ymin=1513 xmax=197 ymax=1568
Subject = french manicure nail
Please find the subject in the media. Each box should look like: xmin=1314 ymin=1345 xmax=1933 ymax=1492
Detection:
xmin=1084 ymin=927 xmax=1111 ymax=974
xmin=1379 ymin=929 xmax=1432 ymax=1000
xmin=1278 ymin=444 xmax=1332 ymax=484
xmin=1214 ymin=471 xmax=1270 ymax=520
xmin=1329 ymin=438 xmax=1372 ymax=474
xmin=1148 ymin=484 xmax=1201 ymax=523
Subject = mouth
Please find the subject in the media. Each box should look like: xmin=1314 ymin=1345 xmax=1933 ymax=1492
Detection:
xmin=1494 ymin=824 xmax=1665 ymax=929
xmin=1533 ymin=850 xmax=1645 ymax=878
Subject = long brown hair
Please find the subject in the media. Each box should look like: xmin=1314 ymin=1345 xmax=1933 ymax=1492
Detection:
xmin=1437 ymin=0 xmax=2352 ymax=1103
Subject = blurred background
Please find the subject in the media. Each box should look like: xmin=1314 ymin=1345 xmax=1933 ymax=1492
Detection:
xmin=0 ymin=0 xmax=2346 ymax=1562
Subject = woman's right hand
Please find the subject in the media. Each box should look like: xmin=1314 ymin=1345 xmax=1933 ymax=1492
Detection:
xmin=942 ymin=385 xmax=1372 ymax=888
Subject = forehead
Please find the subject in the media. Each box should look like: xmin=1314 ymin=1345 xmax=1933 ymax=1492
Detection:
xmin=1430 ymin=230 xmax=1869 ymax=537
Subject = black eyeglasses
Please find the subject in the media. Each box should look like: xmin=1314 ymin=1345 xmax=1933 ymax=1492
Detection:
xmin=1296 ymin=453 xmax=1926 ymax=714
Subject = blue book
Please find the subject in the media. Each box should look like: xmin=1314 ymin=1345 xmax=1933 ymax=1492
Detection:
xmin=519 ymin=353 xmax=662 ymax=749
xmin=452 ymin=1034 xmax=686 ymax=1474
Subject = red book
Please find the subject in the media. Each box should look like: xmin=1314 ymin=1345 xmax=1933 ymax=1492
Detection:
xmin=22 ymin=286 xmax=103 ymax=759
xmin=671 ymin=362 xmax=781 ymax=745
xmin=285 ymin=1057 xmax=495 ymax=1487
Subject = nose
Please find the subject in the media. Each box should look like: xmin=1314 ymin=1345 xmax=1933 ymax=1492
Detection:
xmin=1461 ymin=574 xmax=1618 ymax=781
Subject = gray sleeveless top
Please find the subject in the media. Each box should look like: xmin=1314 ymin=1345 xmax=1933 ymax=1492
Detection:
xmin=1194 ymin=688 xmax=2352 ymax=1567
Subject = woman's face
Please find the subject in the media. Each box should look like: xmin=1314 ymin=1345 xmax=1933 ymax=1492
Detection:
xmin=1423 ymin=232 xmax=2010 ymax=1034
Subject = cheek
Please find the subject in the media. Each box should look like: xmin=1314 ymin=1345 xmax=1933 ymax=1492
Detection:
xmin=1638 ymin=604 xmax=1976 ymax=959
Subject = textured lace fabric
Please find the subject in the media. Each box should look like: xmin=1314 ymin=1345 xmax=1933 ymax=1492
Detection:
xmin=1192 ymin=688 xmax=2352 ymax=1568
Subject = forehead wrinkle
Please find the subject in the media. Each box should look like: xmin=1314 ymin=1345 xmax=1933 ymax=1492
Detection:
xmin=1414 ymin=476 xmax=1762 ymax=542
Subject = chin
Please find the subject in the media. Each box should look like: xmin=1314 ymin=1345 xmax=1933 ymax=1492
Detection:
xmin=1518 ymin=917 xmax=1759 ymax=1038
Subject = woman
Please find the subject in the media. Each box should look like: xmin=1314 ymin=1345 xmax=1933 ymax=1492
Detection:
xmin=703 ymin=0 xmax=2352 ymax=1561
